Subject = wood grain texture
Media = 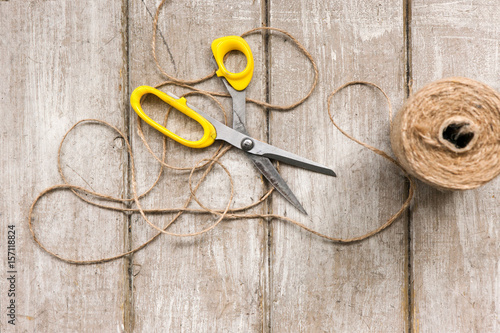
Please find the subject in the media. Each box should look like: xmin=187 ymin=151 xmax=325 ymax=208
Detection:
xmin=411 ymin=1 xmax=500 ymax=332
xmin=2 ymin=0 xmax=500 ymax=332
xmin=127 ymin=0 xmax=267 ymax=331
xmin=0 ymin=0 xmax=128 ymax=331
xmin=268 ymin=1 xmax=409 ymax=331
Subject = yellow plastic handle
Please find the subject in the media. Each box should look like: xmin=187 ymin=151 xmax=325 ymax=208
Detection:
xmin=130 ymin=86 xmax=216 ymax=149
xmin=211 ymin=36 xmax=254 ymax=91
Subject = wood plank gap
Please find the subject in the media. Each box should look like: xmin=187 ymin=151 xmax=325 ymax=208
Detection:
xmin=404 ymin=0 xmax=413 ymax=98
xmin=262 ymin=0 xmax=272 ymax=331
xmin=122 ymin=0 xmax=135 ymax=331
xmin=403 ymin=0 xmax=413 ymax=331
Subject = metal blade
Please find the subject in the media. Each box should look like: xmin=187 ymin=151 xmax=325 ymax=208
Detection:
xmin=220 ymin=79 xmax=247 ymax=134
xmin=177 ymin=96 xmax=336 ymax=177
xmin=220 ymin=79 xmax=308 ymax=214
xmin=178 ymin=96 xmax=336 ymax=177
xmin=220 ymin=80 xmax=335 ymax=177
xmin=248 ymin=140 xmax=337 ymax=177
xmin=246 ymin=152 xmax=307 ymax=214
xmin=174 ymin=94 xmax=334 ymax=214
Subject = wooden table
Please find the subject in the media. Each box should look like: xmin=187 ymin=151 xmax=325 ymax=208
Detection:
xmin=1 ymin=0 xmax=499 ymax=331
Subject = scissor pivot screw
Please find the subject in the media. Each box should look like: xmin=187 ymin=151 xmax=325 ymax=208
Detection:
xmin=241 ymin=138 xmax=254 ymax=151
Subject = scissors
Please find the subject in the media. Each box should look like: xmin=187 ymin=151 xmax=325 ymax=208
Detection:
xmin=130 ymin=36 xmax=336 ymax=214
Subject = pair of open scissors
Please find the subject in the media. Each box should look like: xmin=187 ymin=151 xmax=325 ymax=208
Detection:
xmin=130 ymin=36 xmax=336 ymax=214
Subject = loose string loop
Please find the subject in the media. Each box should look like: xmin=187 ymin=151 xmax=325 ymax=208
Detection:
xmin=152 ymin=0 xmax=318 ymax=111
xmin=28 ymin=3 xmax=414 ymax=264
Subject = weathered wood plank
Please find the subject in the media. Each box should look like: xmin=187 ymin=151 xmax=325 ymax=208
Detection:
xmin=128 ymin=0 xmax=267 ymax=331
xmin=268 ymin=1 xmax=409 ymax=331
xmin=411 ymin=1 xmax=500 ymax=331
xmin=3 ymin=0 xmax=499 ymax=331
xmin=0 ymin=1 xmax=128 ymax=331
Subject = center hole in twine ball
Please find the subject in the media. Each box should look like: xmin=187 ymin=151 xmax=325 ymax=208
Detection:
xmin=442 ymin=122 xmax=475 ymax=149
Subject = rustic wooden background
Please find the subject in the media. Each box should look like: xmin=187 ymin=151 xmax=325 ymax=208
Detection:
xmin=1 ymin=0 xmax=499 ymax=332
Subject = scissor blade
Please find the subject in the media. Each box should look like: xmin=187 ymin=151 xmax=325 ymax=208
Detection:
xmin=181 ymin=99 xmax=336 ymax=177
xmin=219 ymin=79 xmax=335 ymax=177
xmin=221 ymin=79 xmax=247 ymax=134
xmin=246 ymin=152 xmax=307 ymax=215
xmin=248 ymin=140 xmax=337 ymax=177
xmin=220 ymin=79 xmax=307 ymax=214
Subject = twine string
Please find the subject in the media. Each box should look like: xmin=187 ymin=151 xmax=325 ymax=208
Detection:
xmin=28 ymin=1 xmax=415 ymax=264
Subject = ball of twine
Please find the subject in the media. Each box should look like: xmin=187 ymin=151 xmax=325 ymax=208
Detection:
xmin=391 ymin=77 xmax=500 ymax=190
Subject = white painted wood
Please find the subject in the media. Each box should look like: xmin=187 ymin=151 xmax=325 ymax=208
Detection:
xmin=268 ymin=1 xmax=410 ymax=331
xmin=128 ymin=0 xmax=267 ymax=331
xmin=3 ymin=0 xmax=499 ymax=331
xmin=0 ymin=1 xmax=128 ymax=331
xmin=411 ymin=1 xmax=500 ymax=331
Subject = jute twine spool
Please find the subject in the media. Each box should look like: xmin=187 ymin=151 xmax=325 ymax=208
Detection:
xmin=391 ymin=77 xmax=500 ymax=190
